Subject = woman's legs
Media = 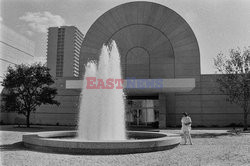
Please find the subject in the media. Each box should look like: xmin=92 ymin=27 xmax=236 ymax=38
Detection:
xmin=183 ymin=131 xmax=192 ymax=145
xmin=187 ymin=131 xmax=193 ymax=145
xmin=182 ymin=131 xmax=187 ymax=144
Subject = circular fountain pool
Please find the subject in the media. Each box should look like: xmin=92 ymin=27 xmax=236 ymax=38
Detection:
xmin=23 ymin=131 xmax=181 ymax=155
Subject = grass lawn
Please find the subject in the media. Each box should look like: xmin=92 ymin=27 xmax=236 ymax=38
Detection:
xmin=0 ymin=125 xmax=250 ymax=166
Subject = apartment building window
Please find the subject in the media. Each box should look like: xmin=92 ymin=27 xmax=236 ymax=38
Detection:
xmin=56 ymin=28 xmax=65 ymax=77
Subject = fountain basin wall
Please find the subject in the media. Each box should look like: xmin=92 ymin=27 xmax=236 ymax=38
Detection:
xmin=23 ymin=131 xmax=181 ymax=155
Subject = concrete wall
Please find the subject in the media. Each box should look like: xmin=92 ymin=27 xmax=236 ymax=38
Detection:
xmin=0 ymin=77 xmax=80 ymax=125
xmin=165 ymin=74 xmax=250 ymax=127
xmin=200 ymin=75 xmax=249 ymax=126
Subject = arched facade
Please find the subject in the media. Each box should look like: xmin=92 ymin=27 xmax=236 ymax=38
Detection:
xmin=79 ymin=1 xmax=201 ymax=128
xmin=80 ymin=1 xmax=200 ymax=80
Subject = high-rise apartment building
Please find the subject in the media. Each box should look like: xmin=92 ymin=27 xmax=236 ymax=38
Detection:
xmin=47 ymin=26 xmax=84 ymax=78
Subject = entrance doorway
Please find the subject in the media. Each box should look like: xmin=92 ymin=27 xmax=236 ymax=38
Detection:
xmin=126 ymin=99 xmax=159 ymax=128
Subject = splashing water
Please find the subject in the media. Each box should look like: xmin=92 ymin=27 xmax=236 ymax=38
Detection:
xmin=78 ymin=41 xmax=126 ymax=140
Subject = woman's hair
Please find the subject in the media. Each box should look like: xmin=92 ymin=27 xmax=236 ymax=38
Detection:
xmin=182 ymin=112 xmax=188 ymax=117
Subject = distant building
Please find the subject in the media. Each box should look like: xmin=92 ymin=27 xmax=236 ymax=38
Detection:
xmin=47 ymin=26 xmax=84 ymax=78
xmin=0 ymin=23 xmax=35 ymax=92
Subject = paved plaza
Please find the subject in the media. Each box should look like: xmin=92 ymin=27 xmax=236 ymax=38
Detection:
xmin=1 ymin=125 xmax=250 ymax=166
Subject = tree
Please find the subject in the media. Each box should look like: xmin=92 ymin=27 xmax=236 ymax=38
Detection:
xmin=214 ymin=47 xmax=250 ymax=130
xmin=1 ymin=63 xmax=60 ymax=127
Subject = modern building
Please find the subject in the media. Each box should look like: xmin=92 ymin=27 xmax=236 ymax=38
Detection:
xmin=0 ymin=23 xmax=35 ymax=123
xmin=1 ymin=2 xmax=249 ymax=128
xmin=47 ymin=26 xmax=84 ymax=78
xmin=0 ymin=23 xmax=35 ymax=92
xmin=78 ymin=1 xmax=245 ymax=128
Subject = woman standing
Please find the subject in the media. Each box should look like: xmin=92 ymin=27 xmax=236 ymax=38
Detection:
xmin=181 ymin=112 xmax=193 ymax=145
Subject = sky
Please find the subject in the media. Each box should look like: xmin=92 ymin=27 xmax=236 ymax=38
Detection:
xmin=1 ymin=0 xmax=250 ymax=74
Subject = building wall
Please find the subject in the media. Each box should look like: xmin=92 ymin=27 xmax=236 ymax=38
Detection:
xmin=0 ymin=77 xmax=80 ymax=125
xmin=47 ymin=28 xmax=58 ymax=77
xmin=0 ymin=24 xmax=35 ymax=92
xmin=200 ymin=75 xmax=248 ymax=126
xmin=0 ymin=24 xmax=35 ymax=123
xmin=2 ymin=75 xmax=249 ymax=127
xmin=170 ymin=74 xmax=250 ymax=127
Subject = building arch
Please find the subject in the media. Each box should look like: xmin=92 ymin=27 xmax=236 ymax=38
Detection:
xmin=80 ymin=1 xmax=200 ymax=79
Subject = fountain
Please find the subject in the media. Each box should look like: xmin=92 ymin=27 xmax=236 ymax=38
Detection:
xmin=78 ymin=41 xmax=126 ymax=140
xmin=22 ymin=41 xmax=181 ymax=155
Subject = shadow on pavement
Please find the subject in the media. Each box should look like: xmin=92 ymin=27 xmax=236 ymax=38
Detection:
xmin=0 ymin=142 xmax=26 ymax=151
xmin=191 ymin=133 xmax=232 ymax=138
